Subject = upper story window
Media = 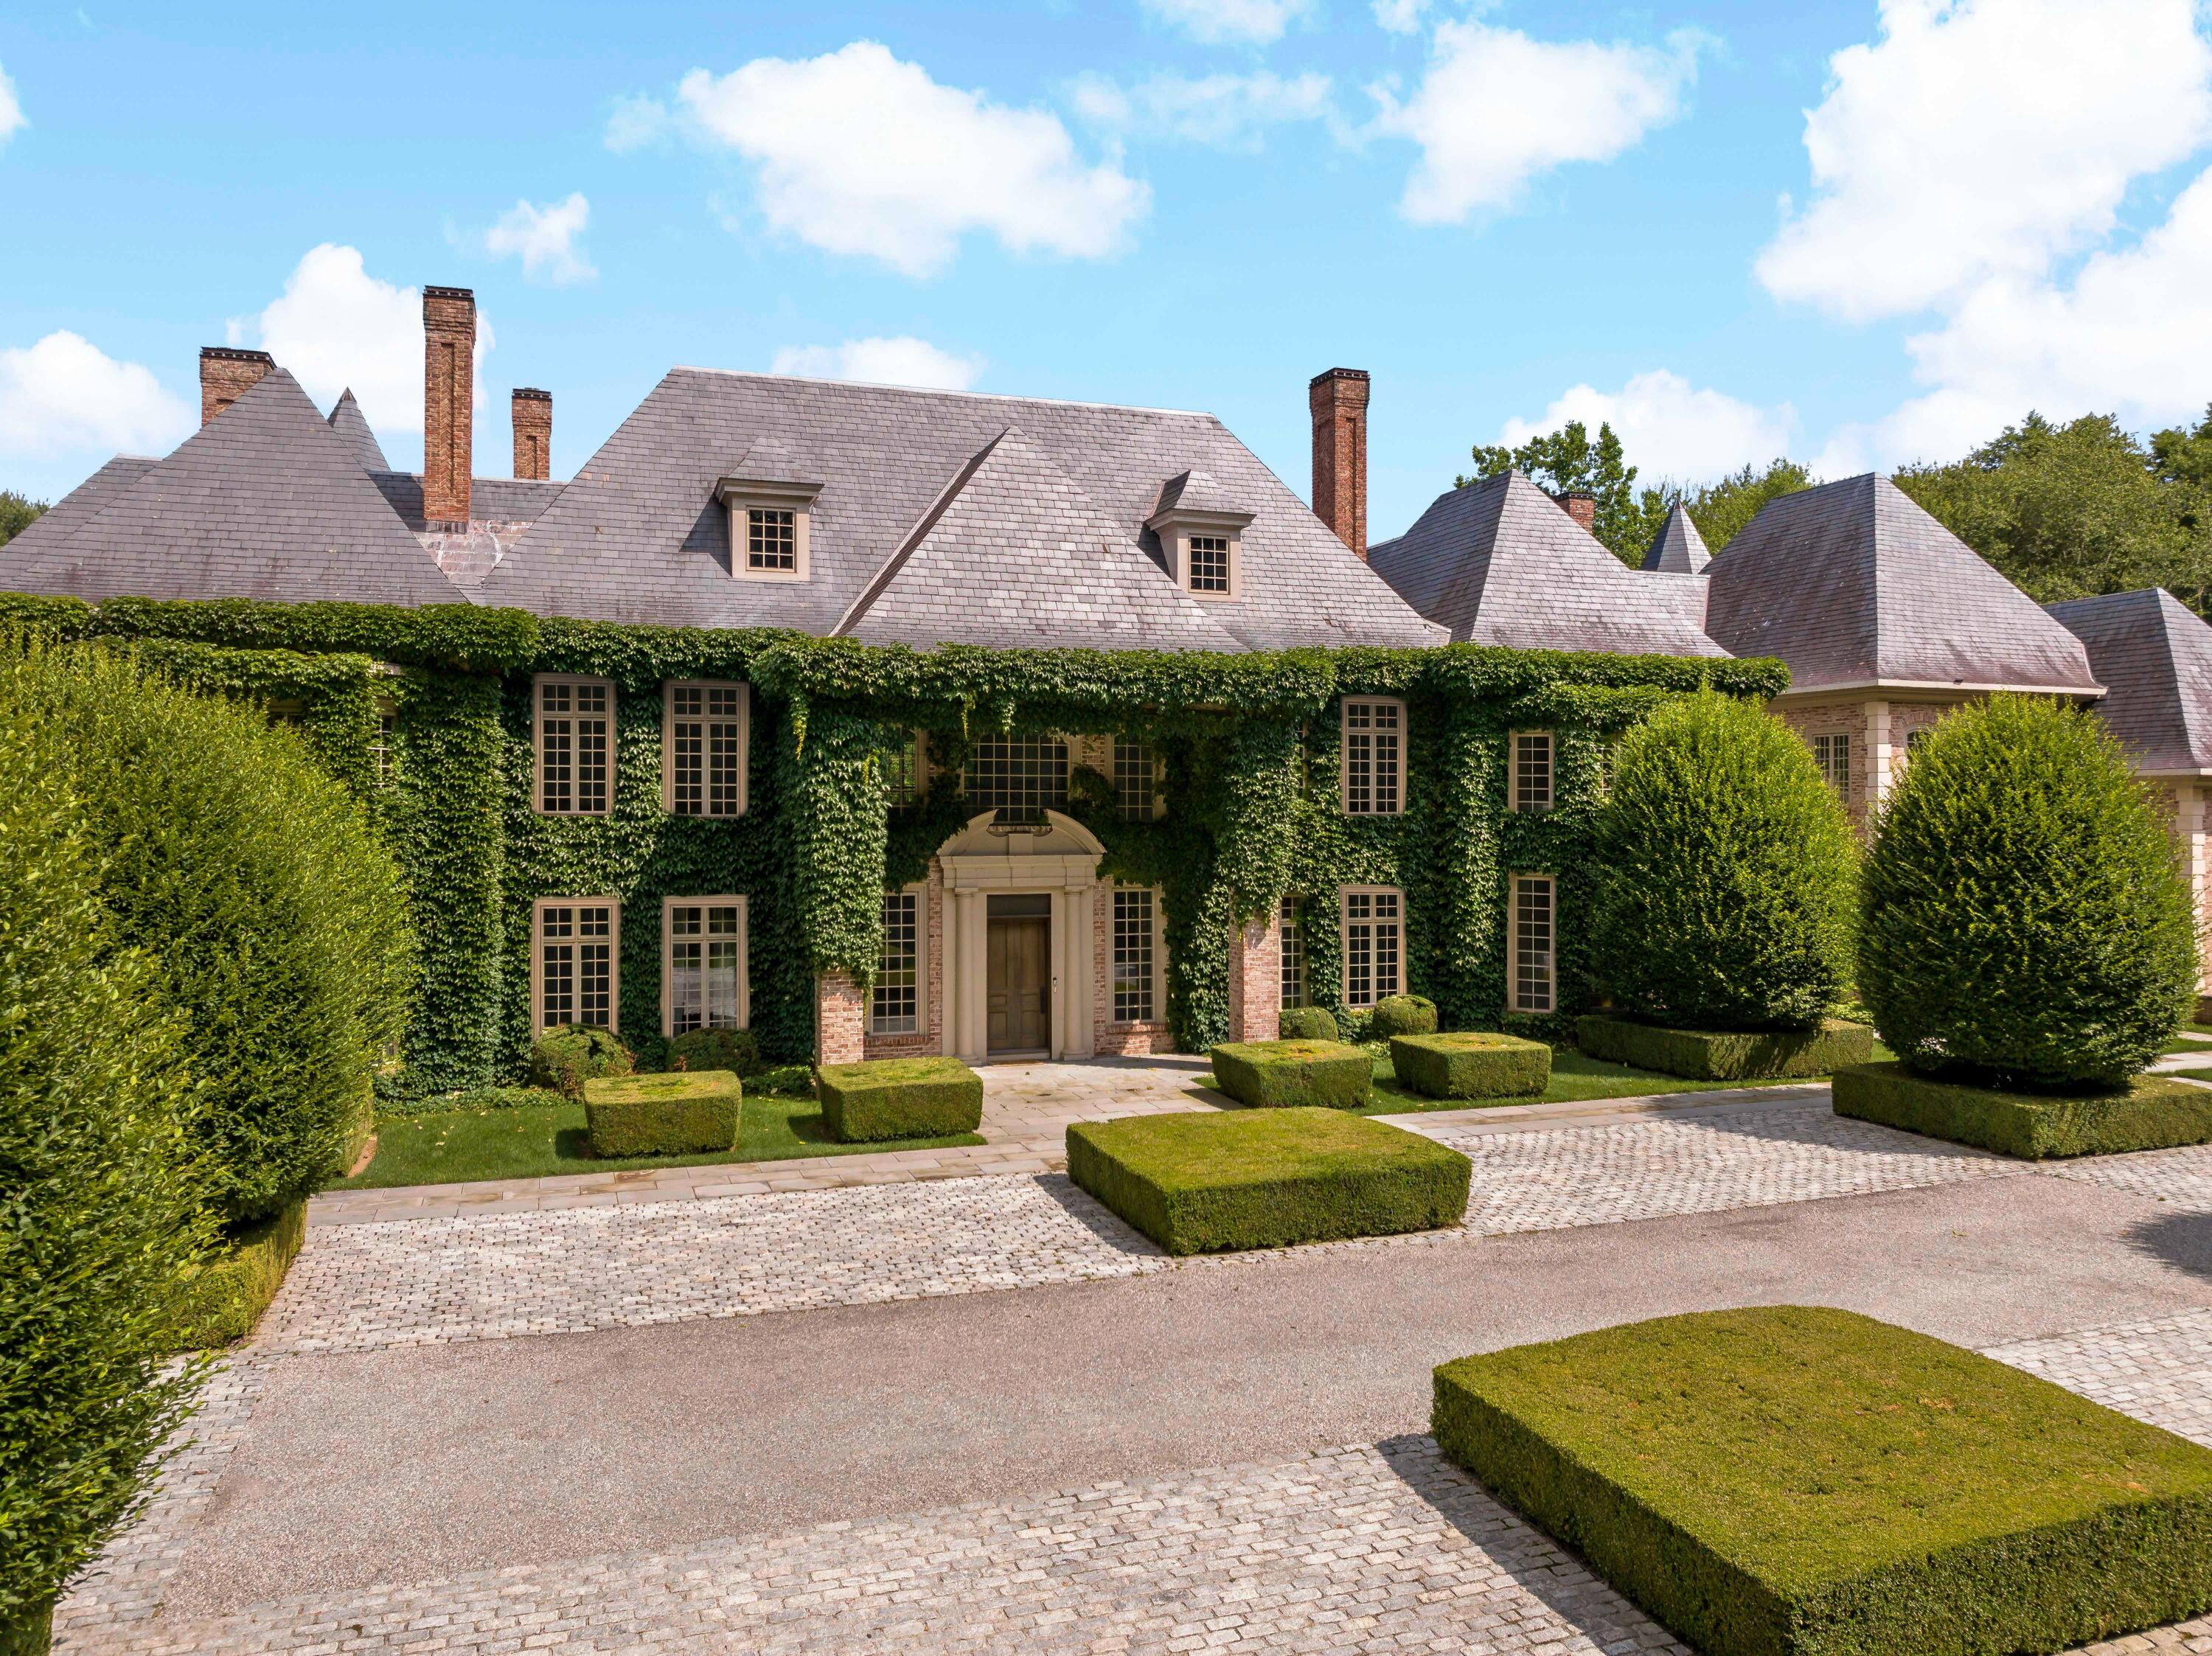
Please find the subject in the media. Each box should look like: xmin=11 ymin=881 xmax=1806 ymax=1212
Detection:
xmin=883 ymin=732 xmax=923 ymax=809
xmin=664 ymin=897 xmax=745 ymax=1035
xmin=1188 ymin=535 xmax=1231 ymax=594
xmin=536 ymin=676 xmax=613 ymax=817
xmin=663 ymin=681 xmax=748 ymax=818
xmin=1510 ymin=731 xmax=1554 ymax=814
xmin=372 ymin=696 xmax=397 ymax=784
xmin=1811 ymin=733 xmax=1850 ymax=795
xmin=746 ymin=509 xmax=796 ymax=573
xmin=1145 ymin=473 xmax=1252 ymax=602
xmin=965 ymin=736 xmax=1068 ymax=817
xmin=1113 ymin=737 xmax=1156 ymax=820
xmin=534 ymin=898 xmax=617 ymax=1032
xmin=1341 ymin=697 xmax=1404 ymax=815
xmin=1341 ymin=886 xmax=1402 ymax=1009
xmin=716 ymin=473 xmax=820 ymax=583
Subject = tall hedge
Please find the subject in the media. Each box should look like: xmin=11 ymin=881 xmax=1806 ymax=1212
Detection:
xmin=1590 ymin=690 xmax=1857 ymax=1030
xmin=5 ymin=643 xmax=415 ymax=1225
xmin=0 ymin=707 xmax=208 ymax=1638
xmin=1861 ymin=695 xmax=2196 ymax=1088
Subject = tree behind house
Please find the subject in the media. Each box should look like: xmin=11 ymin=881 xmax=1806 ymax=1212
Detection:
xmin=0 ymin=492 xmax=46 ymax=549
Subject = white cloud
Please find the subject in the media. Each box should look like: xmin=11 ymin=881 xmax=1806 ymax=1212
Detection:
xmin=0 ymin=332 xmax=190 ymax=456
xmin=1069 ymin=69 xmax=1335 ymax=149
xmin=669 ymin=41 xmax=1149 ymax=277
xmin=236 ymin=245 xmax=490 ymax=441
xmin=484 ymin=192 xmax=596 ymax=285
xmin=604 ymin=94 xmax=669 ymax=153
xmin=1372 ymin=0 xmax=1428 ymax=32
xmin=1498 ymin=370 xmax=1794 ymax=485
xmin=1140 ymin=0 xmax=1315 ymax=46
xmin=1758 ymin=0 xmax=2212 ymax=323
xmin=0 ymin=60 xmax=26 ymax=147
xmin=770 ymin=336 xmax=984 ymax=391
xmin=1371 ymin=21 xmax=1703 ymax=223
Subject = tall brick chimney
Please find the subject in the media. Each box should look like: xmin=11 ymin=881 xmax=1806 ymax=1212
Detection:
xmin=1309 ymin=367 xmax=1370 ymax=558
xmin=200 ymin=347 xmax=274 ymax=425
xmin=1556 ymin=490 xmax=1596 ymax=533
xmin=422 ymin=285 xmax=476 ymax=527
xmin=512 ymin=388 xmax=552 ymax=481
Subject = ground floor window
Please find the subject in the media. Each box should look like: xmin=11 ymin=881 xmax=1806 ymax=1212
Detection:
xmin=1510 ymin=874 xmax=1555 ymax=1014
xmin=1113 ymin=887 xmax=1156 ymax=1022
xmin=1341 ymin=887 xmax=1402 ymax=1009
xmin=535 ymin=898 xmax=617 ymax=1031
xmin=664 ymin=897 xmax=745 ymax=1034
xmin=873 ymin=888 xmax=921 ymax=1034
xmin=1279 ymin=896 xmax=1306 ymax=1008
xmin=1811 ymin=732 xmax=1850 ymax=794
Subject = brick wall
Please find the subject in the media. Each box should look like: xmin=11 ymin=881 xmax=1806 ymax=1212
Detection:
xmin=1227 ymin=914 xmax=1280 ymax=1043
xmin=199 ymin=347 xmax=273 ymax=425
xmin=422 ymin=287 xmax=476 ymax=527
xmin=512 ymin=388 xmax=552 ymax=482
xmin=1308 ymin=368 xmax=1369 ymax=559
xmin=814 ymin=970 xmax=866 ymax=1066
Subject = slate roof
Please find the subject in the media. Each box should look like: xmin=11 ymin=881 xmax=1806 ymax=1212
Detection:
xmin=0 ymin=369 xmax=462 ymax=607
xmin=370 ymin=472 xmax=566 ymax=528
xmin=1 ymin=454 xmax=159 ymax=560
xmin=327 ymin=389 xmax=390 ymax=472
xmin=1150 ymin=468 xmax=1247 ymax=521
xmin=1366 ymin=470 xmax=1728 ymax=658
xmin=476 ymin=369 xmax=1442 ymax=650
xmin=2048 ymin=588 xmax=2212 ymax=773
xmin=1640 ymin=503 xmax=1711 ymax=574
xmin=838 ymin=428 xmax=1245 ymax=653
xmin=1702 ymin=474 xmax=2101 ymax=695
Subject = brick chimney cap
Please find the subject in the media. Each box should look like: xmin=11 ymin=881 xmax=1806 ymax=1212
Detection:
xmin=512 ymin=386 xmax=552 ymax=402
xmin=1561 ymin=489 xmax=1596 ymax=502
xmin=423 ymin=285 xmax=476 ymax=301
xmin=1308 ymin=366 xmax=1371 ymax=388
xmin=201 ymin=346 xmax=275 ymax=364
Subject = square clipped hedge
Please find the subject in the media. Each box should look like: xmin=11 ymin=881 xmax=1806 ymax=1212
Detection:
xmin=1208 ymin=1039 xmax=1371 ymax=1109
xmin=1067 ymin=1107 xmax=1470 ymax=1254
xmin=1576 ymin=1015 xmax=1872 ymax=1080
xmin=817 ymin=1056 xmax=983 ymax=1143
xmin=1832 ymin=1062 xmax=2212 ymax=1158
xmin=1390 ymin=1031 xmax=1550 ymax=1100
xmin=1432 ymin=1306 xmax=2212 ymax=1656
xmin=582 ymin=1068 xmax=741 ymax=1158
xmin=171 ymin=1198 xmax=307 ymax=1349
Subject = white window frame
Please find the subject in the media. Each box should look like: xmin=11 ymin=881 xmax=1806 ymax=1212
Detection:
xmin=660 ymin=894 xmax=749 ymax=1037
xmin=1340 ymin=885 xmax=1404 ymax=1009
xmin=718 ymin=480 xmax=818 ymax=583
xmin=1810 ymin=732 xmax=1851 ymax=795
xmin=372 ymin=694 xmax=397 ymax=784
xmin=871 ymin=885 xmax=926 ymax=1036
xmin=1110 ymin=885 xmax=1167 ymax=1026
xmin=534 ymin=675 xmax=615 ymax=818
xmin=1340 ymin=697 xmax=1405 ymax=816
xmin=1509 ymin=730 xmax=1554 ymax=815
xmin=532 ymin=897 xmax=620 ymax=1034
xmin=661 ymin=680 xmax=750 ymax=818
xmin=1509 ymin=873 xmax=1556 ymax=1015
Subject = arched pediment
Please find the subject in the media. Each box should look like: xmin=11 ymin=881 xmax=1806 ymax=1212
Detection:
xmin=936 ymin=809 xmax=1106 ymax=861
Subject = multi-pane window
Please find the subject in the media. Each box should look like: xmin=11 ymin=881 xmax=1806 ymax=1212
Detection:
xmin=537 ymin=900 xmax=616 ymax=1031
xmin=1113 ymin=738 xmax=1155 ymax=820
xmin=964 ymin=737 xmax=1069 ymax=815
xmin=1113 ymin=888 xmax=1156 ymax=1022
xmin=883 ymin=734 xmax=922 ymax=809
xmin=873 ymin=890 xmax=921 ymax=1034
xmin=1811 ymin=733 xmax=1851 ymax=794
xmin=746 ymin=507 xmax=796 ymax=573
xmin=1342 ymin=888 xmax=1402 ymax=1009
xmin=1188 ymin=534 xmax=1230 ymax=594
xmin=665 ymin=900 xmax=744 ymax=1034
xmin=538 ymin=678 xmax=612 ymax=816
xmin=667 ymin=682 xmax=745 ymax=817
xmin=1343 ymin=699 xmax=1403 ymax=815
xmin=1511 ymin=875 xmax=1555 ymax=1015
xmin=372 ymin=698 xmax=397 ymax=784
xmin=1512 ymin=731 xmax=1554 ymax=814
xmin=1279 ymin=896 xmax=1306 ymax=1009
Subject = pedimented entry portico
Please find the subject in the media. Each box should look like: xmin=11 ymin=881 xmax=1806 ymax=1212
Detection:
xmin=939 ymin=810 xmax=1104 ymax=1062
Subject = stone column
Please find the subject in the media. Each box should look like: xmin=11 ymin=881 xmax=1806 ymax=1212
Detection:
xmin=1067 ymin=884 xmax=1096 ymax=1057
xmin=1227 ymin=911 xmax=1281 ymax=1043
xmin=1865 ymin=700 xmax=1894 ymax=816
xmin=956 ymin=887 xmax=985 ymax=1060
xmin=814 ymin=970 xmax=865 ymax=1067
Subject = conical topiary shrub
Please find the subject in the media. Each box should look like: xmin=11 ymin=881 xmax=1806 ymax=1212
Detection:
xmin=1590 ymin=689 xmax=1857 ymax=1031
xmin=1860 ymin=695 xmax=2197 ymax=1089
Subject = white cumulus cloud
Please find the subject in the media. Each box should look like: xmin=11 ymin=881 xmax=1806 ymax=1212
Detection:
xmin=1141 ymin=0 xmax=1315 ymax=46
xmin=484 ymin=192 xmax=596 ymax=285
xmin=0 ymin=332 xmax=191 ymax=456
xmin=1498 ymin=370 xmax=1795 ymax=485
xmin=604 ymin=94 xmax=669 ymax=153
xmin=769 ymin=336 xmax=984 ymax=392
xmin=1069 ymin=69 xmax=1335 ymax=149
xmin=669 ymin=41 xmax=1150 ymax=277
xmin=1372 ymin=21 xmax=1704 ymax=223
xmin=0 ymin=60 xmax=25 ymax=147
xmin=1372 ymin=0 xmax=1428 ymax=33
xmin=1758 ymin=0 xmax=2212 ymax=323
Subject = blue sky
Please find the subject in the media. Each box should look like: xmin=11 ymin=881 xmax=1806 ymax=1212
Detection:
xmin=5 ymin=0 xmax=2212 ymax=537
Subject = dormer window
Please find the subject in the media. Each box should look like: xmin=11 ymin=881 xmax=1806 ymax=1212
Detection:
xmin=747 ymin=507 xmax=796 ymax=574
xmin=1189 ymin=534 xmax=1231 ymax=594
xmin=716 ymin=471 xmax=821 ymax=582
xmin=1146 ymin=470 xmax=1253 ymax=602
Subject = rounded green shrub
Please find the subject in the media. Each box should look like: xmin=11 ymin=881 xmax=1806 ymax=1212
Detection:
xmin=6 ymin=642 xmax=414 ymax=1227
xmin=1279 ymin=1005 xmax=1340 ymax=1042
xmin=669 ymin=1026 xmax=762 ymax=1077
xmin=1369 ymin=994 xmax=1438 ymax=1039
xmin=1592 ymin=689 xmax=1857 ymax=1031
xmin=1861 ymin=695 xmax=2197 ymax=1088
xmin=531 ymin=1024 xmax=635 ymax=1099
xmin=0 ymin=703 xmax=209 ymax=1638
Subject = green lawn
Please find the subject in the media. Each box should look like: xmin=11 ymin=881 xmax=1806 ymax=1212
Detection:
xmin=2166 ymin=1031 xmax=2212 ymax=1054
xmin=331 ymin=1093 xmax=984 ymax=1190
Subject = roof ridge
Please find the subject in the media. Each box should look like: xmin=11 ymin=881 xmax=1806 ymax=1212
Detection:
xmin=668 ymin=364 xmax=1218 ymax=422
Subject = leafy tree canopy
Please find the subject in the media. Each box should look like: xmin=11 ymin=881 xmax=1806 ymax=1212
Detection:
xmin=1461 ymin=420 xmax=1669 ymax=565
xmin=0 ymin=492 xmax=46 ymax=549
xmin=1675 ymin=459 xmax=1819 ymax=552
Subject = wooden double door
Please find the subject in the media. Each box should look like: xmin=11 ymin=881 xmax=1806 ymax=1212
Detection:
xmin=986 ymin=894 xmax=1051 ymax=1054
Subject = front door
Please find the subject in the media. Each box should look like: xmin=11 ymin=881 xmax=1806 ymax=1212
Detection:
xmin=987 ymin=914 xmax=1051 ymax=1053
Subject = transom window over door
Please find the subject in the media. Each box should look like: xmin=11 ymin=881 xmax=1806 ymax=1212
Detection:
xmin=1511 ymin=731 xmax=1554 ymax=813
xmin=1113 ymin=888 xmax=1158 ymax=1022
xmin=873 ymin=889 xmax=921 ymax=1034
xmin=1510 ymin=874 xmax=1555 ymax=1014
xmin=1342 ymin=698 xmax=1403 ymax=815
xmin=664 ymin=682 xmax=748 ymax=817
xmin=536 ymin=678 xmax=613 ymax=816
xmin=664 ymin=898 xmax=745 ymax=1034
xmin=964 ymin=737 xmax=1069 ymax=815
xmin=535 ymin=900 xmax=617 ymax=1031
xmin=1341 ymin=887 xmax=1402 ymax=1009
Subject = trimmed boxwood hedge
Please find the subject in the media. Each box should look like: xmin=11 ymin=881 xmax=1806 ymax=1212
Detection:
xmin=1432 ymin=1305 xmax=2212 ymax=1656
xmin=1278 ymin=1005 xmax=1340 ymax=1041
xmin=1368 ymin=994 xmax=1439 ymax=1038
xmin=1209 ymin=1039 xmax=1372 ymax=1109
xmin=1390 ymin=1031 xmax=1550 ymax=1099
xmin=1832 ymin=1063 xmax=2212 ymax=1159
xmin=1068 ymin=1107 xmax=1470 ymax=1254
xmin=817 ymin=1056 xmax=983 ymax=1142
xmin=1576 ymin=1014 xmax=1872 ymax=1081
xmin=582 ymin=1069 xmax=742 ymax=1158
xmin=531 ymin=1026 xmax=634 ymax=1100
xmin=171 ymin=1200 xmax=307 ymax=1349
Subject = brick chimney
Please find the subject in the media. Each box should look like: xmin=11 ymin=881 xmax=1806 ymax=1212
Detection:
xmin=512 ymin=388 xmax=552 ymax=481
xmin=422 ymin=285 xmax=476 ymax=526
xmin=1309 ymin=367 xmax=1370 ymax=559
xmin=1554 ymin=490 xmax=1596 ymax=533
xmin=199 ymin=347 xmax=274 ymax=425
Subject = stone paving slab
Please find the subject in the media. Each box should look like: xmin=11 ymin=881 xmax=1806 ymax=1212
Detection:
xmin=2042 ymin=1141 xmax=2212 ymax=1210
xmin=1990 ymin=1306 xmax=2212 ymax=1450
